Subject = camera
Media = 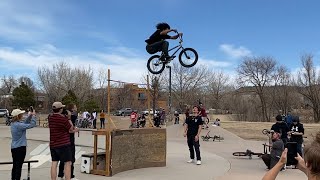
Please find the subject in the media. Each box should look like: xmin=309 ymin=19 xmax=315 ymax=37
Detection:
xmin=62 ymin=108 xmax=68 ymax=116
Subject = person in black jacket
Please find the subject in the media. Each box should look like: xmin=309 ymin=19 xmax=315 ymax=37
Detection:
xmin=145 ymin=22 xmax=183 ymax=61
xmin=271 ymin=115 xmax=289 ymax=145
xmin=288 ymin=116 xmax=304 ymax=156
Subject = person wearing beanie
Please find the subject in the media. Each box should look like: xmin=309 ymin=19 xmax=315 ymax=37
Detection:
xmin=261 ymin=130 xmax=285 ymax=170
xmin=271 ymin=115 xmax=290 ymax=145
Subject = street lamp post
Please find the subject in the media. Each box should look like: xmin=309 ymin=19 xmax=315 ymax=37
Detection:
xmin=166 ymin=65 xmax=172 ymax=122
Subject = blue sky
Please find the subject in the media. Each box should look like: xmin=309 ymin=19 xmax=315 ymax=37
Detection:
xmin=0 ymin=0 xmax=320 ymax=84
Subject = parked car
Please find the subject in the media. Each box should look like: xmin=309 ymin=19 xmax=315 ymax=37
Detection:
xmin=141 ymin=109 xmax=159 ymax=115
xmin=0 ymin=109 xmax=9 ymax=117
xmin=115 ymin=108 xmax=132 ymax=116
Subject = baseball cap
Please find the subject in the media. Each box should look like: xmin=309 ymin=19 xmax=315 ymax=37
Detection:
xmin=52 ymin=102 xmax=65 ymax=109
xmin=11 ymin=109 xmax=26 ymax=117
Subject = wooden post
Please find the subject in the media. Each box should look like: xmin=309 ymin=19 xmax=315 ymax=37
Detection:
xmin=93 ymin=134 xmax=98 ymax=172
xmin=146 ymin=75 xmax=154 ymax=127
xmin=105 ymin=130 xmax=110 ymax=176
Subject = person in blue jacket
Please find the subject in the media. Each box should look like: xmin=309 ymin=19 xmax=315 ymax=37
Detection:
xmin=10 ymin=108 xmax=37 ymax=180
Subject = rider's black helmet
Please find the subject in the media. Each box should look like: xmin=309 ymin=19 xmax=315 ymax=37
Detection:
xmin=156 ymin=22 xmax=170 ymax=31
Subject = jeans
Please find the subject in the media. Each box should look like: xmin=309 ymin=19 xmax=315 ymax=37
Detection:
xmin=100 ymin=118 xmax=105 ymax=129
xmin=297 ymin=143 xmax=303 ymax=156
xmin=146 ymin=40 xmax=169 ymax=56
xmin=187 ymin=136 xmax=201 ymax=160
xmin=93 ymin=119 xmax=97 ymax=129
xmin=11 ymin=146 xmax=26 ymax=180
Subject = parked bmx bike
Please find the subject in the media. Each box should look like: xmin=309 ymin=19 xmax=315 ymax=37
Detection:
xmin=147 ymin=31 xmax=198 ymax=74
xmin=201 ymin=131 xmax=224 ymax=142
xmin=232 ymin=143 xmax=269 ymax=159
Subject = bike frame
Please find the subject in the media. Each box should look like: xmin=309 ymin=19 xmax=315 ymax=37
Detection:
xmin=163 ymin=33 xmax=185 ymax=57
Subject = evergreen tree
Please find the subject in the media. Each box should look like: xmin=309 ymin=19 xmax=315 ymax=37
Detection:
xmin=12 ymin=82 xmax=35 ymax=109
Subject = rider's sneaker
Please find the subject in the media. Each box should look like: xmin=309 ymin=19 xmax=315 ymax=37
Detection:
xmin=187 ymin=159 xmax=194 ymax=163
xmin=196 ymin=160 xmax=202 ymax=165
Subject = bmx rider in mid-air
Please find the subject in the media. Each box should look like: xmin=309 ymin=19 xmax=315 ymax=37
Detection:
xmin=145 ymin=22 xmax=183 ymax=62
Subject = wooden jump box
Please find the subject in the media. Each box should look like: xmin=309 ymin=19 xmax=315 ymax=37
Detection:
xmin=91 ymin=128 xmax=166 ymax=176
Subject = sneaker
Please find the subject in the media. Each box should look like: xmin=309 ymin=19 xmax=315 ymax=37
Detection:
xmin=58 ymin=178 xmax=64 ymax=180
xmin=196 ymin=160 xmax=201 ymax=165
xmin=71 ymin=178 xmax=79 ymax=180
xmin=187 ymin=159 xmax=194 ymax=163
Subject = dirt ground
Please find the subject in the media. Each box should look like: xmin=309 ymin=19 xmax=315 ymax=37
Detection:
xmin=210 ymin=114 xmax=320 ymax=144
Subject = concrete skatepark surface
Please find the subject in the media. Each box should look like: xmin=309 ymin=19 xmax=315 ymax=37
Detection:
xmin=0 ymin=123 xmax=307 ymax=180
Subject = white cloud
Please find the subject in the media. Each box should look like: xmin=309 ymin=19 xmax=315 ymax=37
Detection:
xmin=0 ymin=45 xmax=150 ymax=85
xmin=219 ymin=44 xmax=252 ymax=59
xmin=197 ymin=57 xmax=233 ymax=68
xmin=0 ymin=1 xmax=54 ymax=43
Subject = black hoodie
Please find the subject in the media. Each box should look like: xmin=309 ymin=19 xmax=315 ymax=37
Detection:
xmin=271 ymin=121 xmax=289 ymax=140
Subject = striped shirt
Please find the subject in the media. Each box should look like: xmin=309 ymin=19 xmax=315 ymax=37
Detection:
xmin=48 ymin=113 xmax=72 ymax=148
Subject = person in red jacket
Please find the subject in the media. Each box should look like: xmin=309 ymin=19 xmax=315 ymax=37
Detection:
xmin=199 ymin=103 xmax=209 ymax=129
xmin=130 ymin=110 xmax=138 ymax=128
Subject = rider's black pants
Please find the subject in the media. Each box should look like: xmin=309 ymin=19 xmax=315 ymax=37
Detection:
xmin=146 ymin=40 xmax=169 ymax=56
xmin=187 ymin=135 xmax=201 ymax=160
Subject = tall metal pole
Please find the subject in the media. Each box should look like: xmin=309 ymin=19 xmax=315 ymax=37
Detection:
xmin=107 ymin=69 xmax=110 ymax=130
xmin=167 ymin=65 xmax=172 ymax=122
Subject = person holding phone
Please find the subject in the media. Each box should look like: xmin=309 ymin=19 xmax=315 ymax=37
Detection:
xmin=10 ymin=108 xmax=37 ymax=180
xmin=261 ymin=130 xmax=284 ymax=170
xmin=184 ymin=105 xmax=203 ymax=165
xmin=288 ymin=116 xmax=304 ymax=156
xmin=262 ymin=131 xmax=320 ymax=180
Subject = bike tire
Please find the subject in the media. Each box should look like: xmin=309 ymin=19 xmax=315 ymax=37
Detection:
xmin=147 ymin=55 xmax=165 ymax=74
xmin=232 ymin=152 xmax=248 ymax=157
xmin=179 ymin=48 xmax=198 ymax=67
xmin=262 ymin=129 xmax=269 ymax=135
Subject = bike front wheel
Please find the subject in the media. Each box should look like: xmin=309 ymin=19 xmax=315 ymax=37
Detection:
xmin=147 ymin=55 xmax=165 ymax=74
xmin=179 ymin=48 xmax=198 ymax=67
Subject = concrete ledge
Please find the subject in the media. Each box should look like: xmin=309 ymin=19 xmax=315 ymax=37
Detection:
xmin=110 ymin=128 xmax=166 ymax=176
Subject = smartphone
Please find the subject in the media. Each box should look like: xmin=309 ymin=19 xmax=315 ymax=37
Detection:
xmin=286 ymin=142 xmax=298 ymax=166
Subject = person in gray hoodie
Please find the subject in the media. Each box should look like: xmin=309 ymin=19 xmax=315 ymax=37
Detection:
xmin=10 ymin=108 xmax=37 ymax=180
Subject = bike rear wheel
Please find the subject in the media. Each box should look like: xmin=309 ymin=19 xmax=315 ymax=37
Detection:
xmin=147 ymin=55 xmax=165 ymax=74
xmin=232 ymin=152 xmax=248 ymax=157
xmin=179 ymin=48 xmax=198 ymax=67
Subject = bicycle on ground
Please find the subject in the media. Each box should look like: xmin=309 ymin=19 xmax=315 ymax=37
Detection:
xmin=201 ymin=131 xmax=224 ymax=142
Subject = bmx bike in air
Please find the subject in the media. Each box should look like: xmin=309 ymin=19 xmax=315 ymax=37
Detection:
xmin=147 ymin=31 xmax=198 ymax=74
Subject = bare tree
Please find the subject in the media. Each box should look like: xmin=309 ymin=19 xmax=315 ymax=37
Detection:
xmin=95 ymin=68 xmax=108 ymax=110
xmin=37 ymin=62 xmax=93 ymax=109
xmin=206 ymin=71 xmax=230 ymax=109
xmin=18 ymin=76 xmax=34 ymax=89
xmin=270 ymin=66 xmax=297 ymax=115
xmin=0 ymin=75 xmax=17 ymax=108
xmin=1 ymin=75 xmax=17 ymax=94
xmin=237 ymin=56 xmax=277 ymax=121
xmin=296 ymin=54 xmax=320 ymax=122
xmin=171 ymin=62 xmax=210 ymax=109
